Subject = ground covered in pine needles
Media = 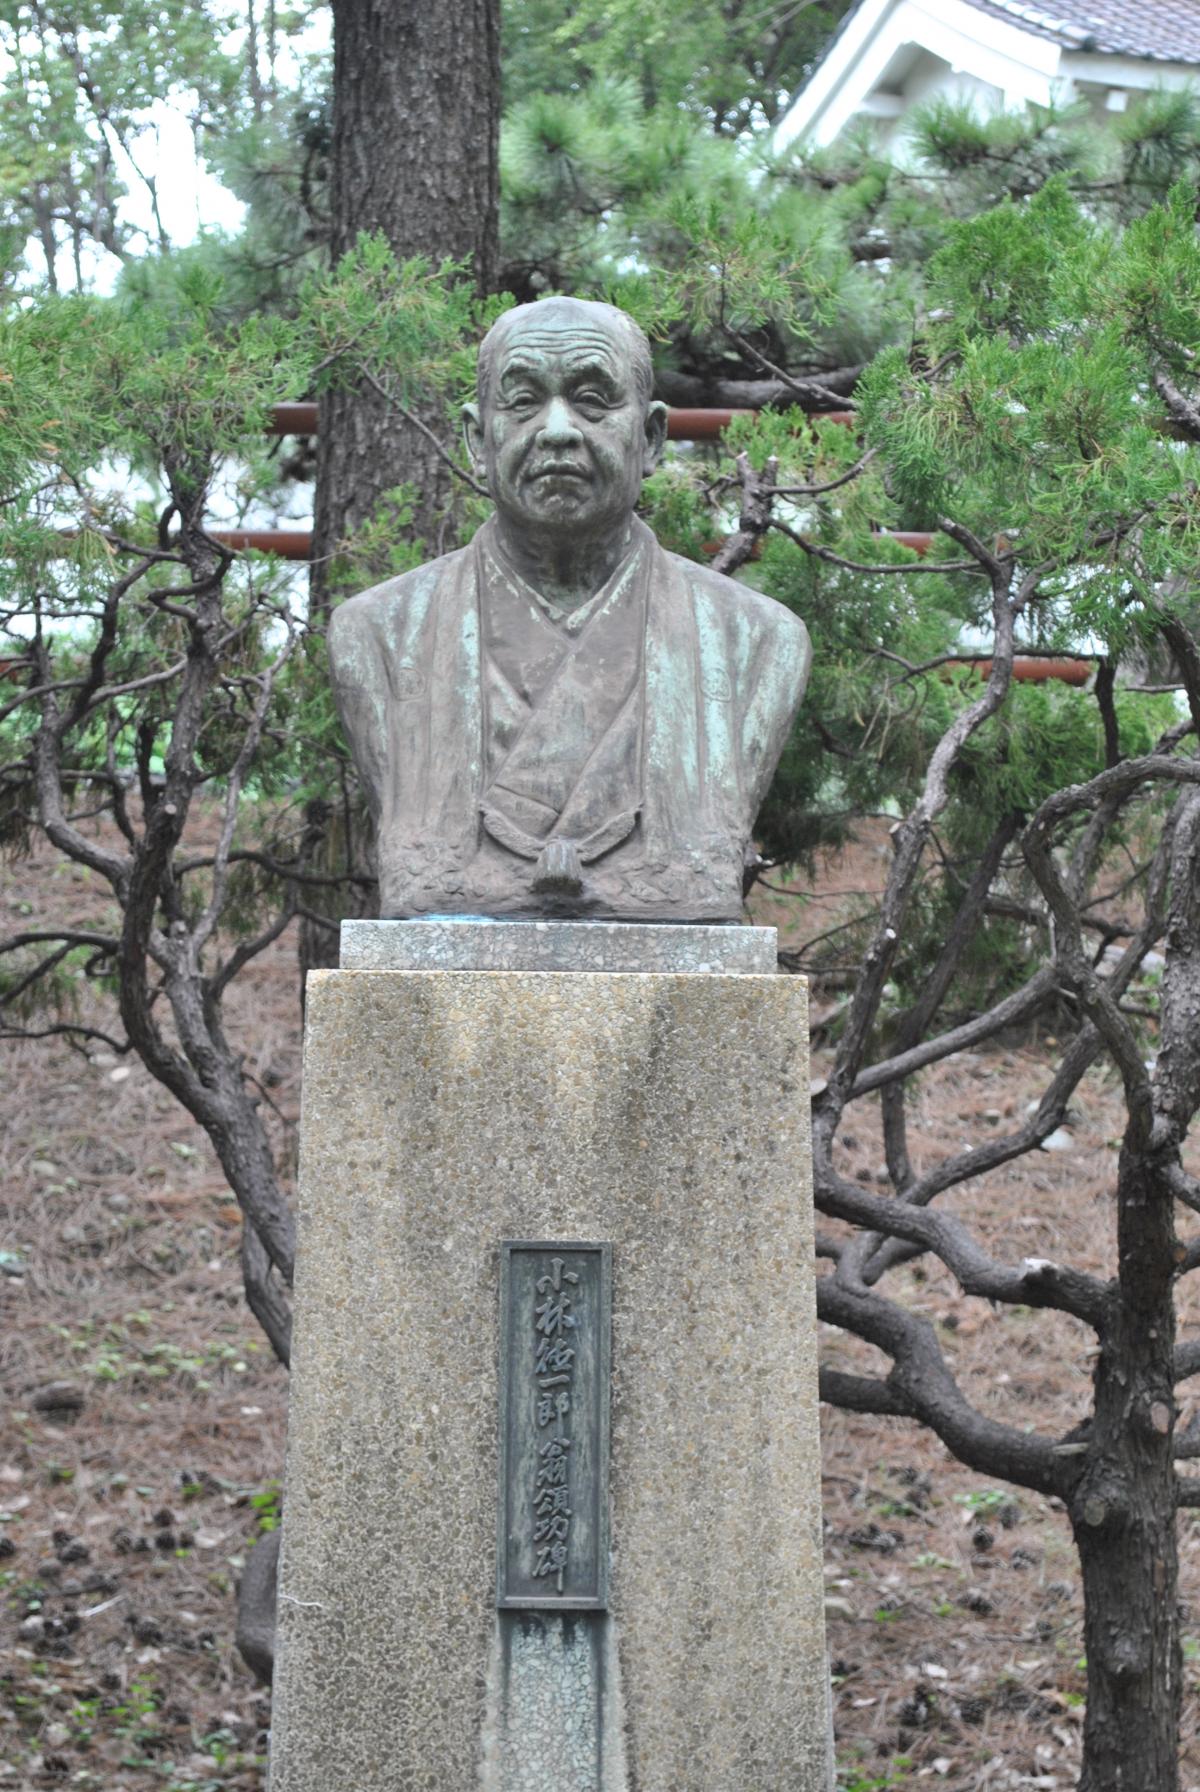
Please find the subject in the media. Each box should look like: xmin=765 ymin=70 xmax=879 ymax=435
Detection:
xmin=2 ymin=821 xmax=1199 ymax=1791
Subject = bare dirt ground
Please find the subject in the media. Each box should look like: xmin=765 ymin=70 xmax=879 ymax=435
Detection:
xmin=2 ymin=819 xmax=1198 ymax=1791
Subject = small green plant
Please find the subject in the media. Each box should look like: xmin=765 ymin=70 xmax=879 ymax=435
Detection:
xmin=837 ymin=1755 xmax=913 ymax=1791
xmin=111 ymin=1678 xmax=162 ymax=1767
xmin=71 ymin=1694 xmax=99 ymax=1745
xmin=162 ymin=1724 xmax=266 ymax=1790
xmin=51 ymin=1315 xmax=252 ymax=1388
xmin=953 ymin=1488 xmax=1009 ymax=1515
xmin=250 ymin=1481 xmax=282 ymax=1533
xmin=198 ymin=1725 xmax=237 ymax=1766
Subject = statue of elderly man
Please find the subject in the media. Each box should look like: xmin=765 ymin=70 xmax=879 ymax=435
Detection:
xmin=328 ymin=296 xmax=810 ymax=923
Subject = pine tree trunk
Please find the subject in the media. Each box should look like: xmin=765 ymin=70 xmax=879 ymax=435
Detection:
xmin=312 ymin=0 xmax=500 ymax=604
xmin=1071 ymin=1151 xmax=1181 ymax=1792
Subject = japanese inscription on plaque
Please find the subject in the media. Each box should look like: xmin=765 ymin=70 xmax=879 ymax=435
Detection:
xmin=497 ymin=1241 xmax=611 ymax=1610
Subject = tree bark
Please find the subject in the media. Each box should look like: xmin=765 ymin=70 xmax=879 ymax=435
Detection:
xmin=1071 ymin=1151 xmax=1181 ymax=1792
xmin=312 ymin=0 xmax=500 ymax=605
xmin=653 ymin=363 xmax=862 ymax=412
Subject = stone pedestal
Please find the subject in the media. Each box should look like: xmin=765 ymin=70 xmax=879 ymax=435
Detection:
xmin=269 ymin=923 xmax=829 ymax=1792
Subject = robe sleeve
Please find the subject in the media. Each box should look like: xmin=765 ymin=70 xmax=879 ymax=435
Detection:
xmin=738 ymin=602 xmax=812 ymax=826
xmin=327 ymin=595 xmax=391 ymax=823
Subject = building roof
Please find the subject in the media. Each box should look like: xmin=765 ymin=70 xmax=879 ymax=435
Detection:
xmin=805 ymin=0 xmax=1200 ymax=80
xmin=965 ymin=0 xmax=1200 ymax=61
xmin=778 ymin=0 xmax=1200 ymax=153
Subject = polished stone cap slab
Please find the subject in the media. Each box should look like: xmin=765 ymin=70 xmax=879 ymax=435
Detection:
xmin=340 ymin=917 xmax=777 ymax=974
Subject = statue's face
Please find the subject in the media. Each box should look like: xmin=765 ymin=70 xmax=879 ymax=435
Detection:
xmin=464 ymin=310 xmax=666 ymax=539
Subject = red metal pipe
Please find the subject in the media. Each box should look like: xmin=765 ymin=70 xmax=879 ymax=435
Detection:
xmin=210 ymin=529 xmax=313 ymax=560
xmin=264 ymin=403 xmax=854 ymax=441
xmin=664 ymin=407 xmax=753 ymax=439
xmin=269 ymin=401 xmax=318 ymax=434
xmin=973 ymin=657 xmax=1094 ymax=686
xmin=879 ymin=530 xmax=934 ymax=556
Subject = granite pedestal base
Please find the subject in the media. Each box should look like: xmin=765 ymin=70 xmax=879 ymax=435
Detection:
xmin=268 ymin=923 xmax=829 ymax=1792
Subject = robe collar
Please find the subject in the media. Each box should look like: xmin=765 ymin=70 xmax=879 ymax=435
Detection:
xmin=474 ymin=516 xmax=654 ymax=887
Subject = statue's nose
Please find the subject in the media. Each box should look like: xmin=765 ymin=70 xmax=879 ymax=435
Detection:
xmin=538 ymin=396 xmax=582 ymax=444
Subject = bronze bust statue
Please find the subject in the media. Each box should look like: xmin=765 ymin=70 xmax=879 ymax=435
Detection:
xmin=328 ymin=297 xmax=810 ymax=923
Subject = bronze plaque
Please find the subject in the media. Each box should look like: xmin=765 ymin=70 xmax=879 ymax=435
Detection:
xmin=497 ymin=1241 xmax=611 ymax=1610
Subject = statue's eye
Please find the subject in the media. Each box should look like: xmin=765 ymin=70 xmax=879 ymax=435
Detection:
xmin=574 ymin=389 xmax=610 ymax=412
xmin=504 ymin=387 xmax=539 ymax=410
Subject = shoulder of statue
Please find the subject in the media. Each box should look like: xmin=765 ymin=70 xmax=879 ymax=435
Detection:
xmin=659 ymin=546 xmax=810 ymax=655
xmin=327 ymin=544 xmax=475 ymax=668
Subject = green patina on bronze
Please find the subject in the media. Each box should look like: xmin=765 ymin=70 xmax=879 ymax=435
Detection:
xmin=328 ymin=296 xmax=811 ymax=923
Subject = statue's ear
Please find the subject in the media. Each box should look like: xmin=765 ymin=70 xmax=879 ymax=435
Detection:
xmin=642 ymin=401 xmax=668 ymax=476
xmin=462 ymin=402 xmax=485 ymax=472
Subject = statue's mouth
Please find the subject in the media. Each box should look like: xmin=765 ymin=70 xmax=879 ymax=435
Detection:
xmin=529 ymin=464 xmax=590 ymax=483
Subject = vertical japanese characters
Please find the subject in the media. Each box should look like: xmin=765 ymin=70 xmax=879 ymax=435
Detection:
xmin=498 ymin=1240 xmax=609 ymax=1610
xmin=532 ymin=1255 xmax=578 ymax=1591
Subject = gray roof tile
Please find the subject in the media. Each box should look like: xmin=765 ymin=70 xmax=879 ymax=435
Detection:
xmin=965 ymin=0 xmax=1200 ymax=62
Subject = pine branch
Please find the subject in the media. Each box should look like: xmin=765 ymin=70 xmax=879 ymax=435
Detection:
xmin=815 ymin=1165 xmax=1108 ymax=1327
xmin=710 ymin=450 xmax=777 ymax=576
xmin=771 ymin=519 xmax=983 ymax=576
xmin=817 ymin=1276 xmax=1068 ymax=1496
xmin=654 ymin=364 xmax=863 ymax=411
xmin=818 ymin=1366 xmax=916 ymax=1419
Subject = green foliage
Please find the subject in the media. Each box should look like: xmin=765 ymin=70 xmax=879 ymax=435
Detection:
xmin=0 ymin=258 xmax=309 ymax=489
xmin=302 ymin=233 xmax=488 ymax=409
xmin=854 ymin=181 xmax=1200 ymax=569
xmin=502 ymin=0 xmax=842 ymax=133
xmin=1099 ymin=179 xmax=1200 ymax=381
xmin=51 ymin=1313 xmax=252 ymax=1391
xmin=906 ymin=95 xmax=1100 ymax=203
xmin=500 ymin=81 xmax=753 ymax=304
xmin=654 ymin=186 xmax=843 ymax=352
xmin=923 ymin=177 xmax=1090 ymax=340
xmin=319 ymin=484 xmax=425 ymax=599
xmin=1112 ymin=87 xmax=1200 ymax=209
xmin=0 ymin=242 xmax=489 ymax=1022
xmin=953 ymin=684 xmax=1179 ymax=838
xmin=953 ymin=1487 xmax=1011 ymax=1514
xmin=250 ymin=1480 xmax=283 ymax=1532
xmin=836 ymin=1761 xmax=912 ymax=1792
xmin=638 ymin=463 xmax=719 ymax=565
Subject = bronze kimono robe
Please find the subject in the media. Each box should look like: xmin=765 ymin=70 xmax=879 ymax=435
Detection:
xmin=327 ymin=516 xmax=810 ymax=923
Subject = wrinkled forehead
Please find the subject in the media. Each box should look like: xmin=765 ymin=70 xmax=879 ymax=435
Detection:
xmin=494 ymin=320 xmax=630 ymax=382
